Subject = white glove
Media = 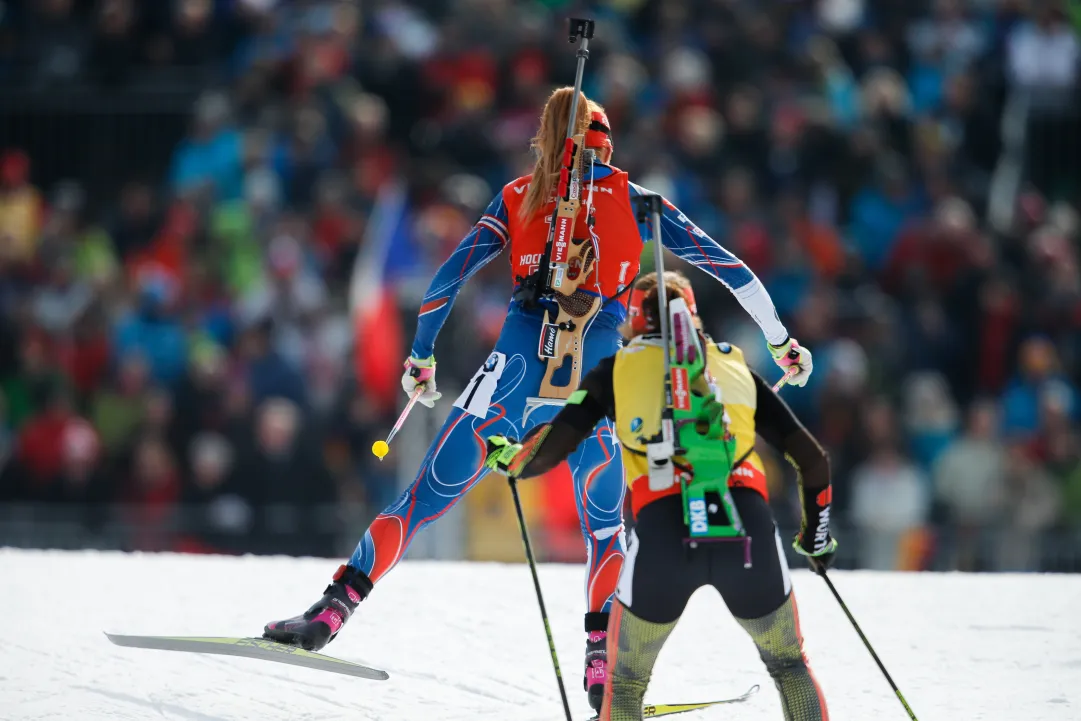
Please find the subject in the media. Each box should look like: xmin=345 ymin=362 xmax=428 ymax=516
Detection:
xmin=402 ymin=355 xmax=442 ymax=408
xmin=768 ymin=337 xmax=813 ymax=388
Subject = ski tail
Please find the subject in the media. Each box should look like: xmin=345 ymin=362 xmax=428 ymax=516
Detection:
xmin=104 ymin=633 xmax=389 ymax=681
xmin=588 ymin=684 xmax=760 ymax=720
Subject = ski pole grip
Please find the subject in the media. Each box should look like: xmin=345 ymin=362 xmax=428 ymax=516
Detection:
xmin=772 ymin=365 xmax=799 ymax=392
xmin=568 ymin=18 xmax=595 ymax=42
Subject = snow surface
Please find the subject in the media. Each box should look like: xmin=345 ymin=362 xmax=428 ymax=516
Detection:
xmin=3 ymin=549 xmax=1079 ymax=721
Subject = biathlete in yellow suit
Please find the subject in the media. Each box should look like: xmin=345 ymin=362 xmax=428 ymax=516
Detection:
xmin=485 ymin=271 xmax=837 ymax=721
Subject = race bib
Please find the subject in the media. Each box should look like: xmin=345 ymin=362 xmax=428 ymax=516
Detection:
xmin=454 ymin=352 xmax=507 ymax=418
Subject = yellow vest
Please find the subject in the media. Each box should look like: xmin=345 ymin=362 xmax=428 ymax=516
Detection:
xmin=611 ymin=336 xmax=768 ymax=514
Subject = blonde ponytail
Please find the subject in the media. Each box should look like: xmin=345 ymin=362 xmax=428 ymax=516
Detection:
xmin=519 ymin=87 xmax=605 ymax=222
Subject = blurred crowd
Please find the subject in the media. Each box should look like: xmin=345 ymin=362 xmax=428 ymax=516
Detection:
xmin=1 ymin=0 xmax=1080 ymax=570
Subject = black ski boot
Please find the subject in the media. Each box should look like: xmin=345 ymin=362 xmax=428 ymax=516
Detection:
xmin=584 ymin=611 xmax=610 ymax=712
xmin=263 ymin=565 xmax=373 ymax=651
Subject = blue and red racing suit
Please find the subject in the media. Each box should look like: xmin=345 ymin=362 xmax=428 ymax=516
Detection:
xmin=348 ymin=163 xmax=790 ymax=614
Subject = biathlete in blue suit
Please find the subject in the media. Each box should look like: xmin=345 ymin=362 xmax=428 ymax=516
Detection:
xmin=264 ymin=87 xmax=813 ymax=712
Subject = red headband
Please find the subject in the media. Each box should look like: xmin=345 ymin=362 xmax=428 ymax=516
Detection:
xmin=627 ymin=283 xmax=697 ymax=334
xmin=585 ymin=110 xmax=613 ymax=152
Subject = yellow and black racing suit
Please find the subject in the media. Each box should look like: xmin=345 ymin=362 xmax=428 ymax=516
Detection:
xmin=509 ymin=336 xmax=831 ymax=721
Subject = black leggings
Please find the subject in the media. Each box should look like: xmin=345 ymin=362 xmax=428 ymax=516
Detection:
xmin=617 ymin=489 xmax=791 ymax=622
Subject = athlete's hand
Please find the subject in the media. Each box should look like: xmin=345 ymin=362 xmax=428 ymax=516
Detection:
xmin=484 ymin=435 xmax=525 ymax=478
xmin=402 ymin=355 xmax=442 ymax=408
xmin=768 ymin=337 xmax=813 ymax=388
xmin=485 ymin=426 xmax=552 ymax=480
xmin=793 ymin=486 xmax=837 ymax=575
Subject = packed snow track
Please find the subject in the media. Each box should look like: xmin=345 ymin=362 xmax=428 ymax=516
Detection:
xmin=3 ymin=549 xmax=1078 ymax=720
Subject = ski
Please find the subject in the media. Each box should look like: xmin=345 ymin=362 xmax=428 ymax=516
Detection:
xmin=104 ymin=633 xmax=389 ymax=680
xmin=586 ymin=684 xmax=760 ymax=720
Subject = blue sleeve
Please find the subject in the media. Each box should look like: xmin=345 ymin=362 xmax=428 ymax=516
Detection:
xmin=411 ymin=193 xmax=510 ymax=359
xmin=627 ymin=182 xmax=790 ymax=345
xmin=627 ymin=182 xmax=754 ymax=290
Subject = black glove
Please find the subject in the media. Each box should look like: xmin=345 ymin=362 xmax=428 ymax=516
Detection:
xmin=792 ymin=486 xmax=838 ymax=575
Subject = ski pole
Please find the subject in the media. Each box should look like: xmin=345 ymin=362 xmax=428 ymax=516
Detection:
xmin=772 ymin=365 xmax=799 ymax=392
xmin=508 ymin=476 xmax=573 ymax=721
xmin=821 ymin=571 xmax=919 ymax=720
xmin=371 ymin=388 xmax=423 ymax=460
